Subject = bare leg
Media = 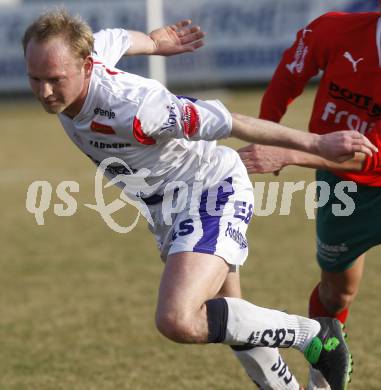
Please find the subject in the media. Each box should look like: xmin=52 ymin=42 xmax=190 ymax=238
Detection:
xmin=156 ymin=252 xmax=317 ymax=390
xmin=319 ymin=254 xmax=365 ymax=315
xmin=216 ymin=268 xmax=241 ymax=298
xmin=155 ymin=252 xmax=230 ymax=343
xmin=155 ymin=251 xmax=319 ymax=348
xmin=307 ymin=255 xmax=365 ymax=390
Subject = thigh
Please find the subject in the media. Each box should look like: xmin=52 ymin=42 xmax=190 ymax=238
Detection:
xmin=157 ymin=251 xmax=230 ymax=318
xmin=316 ymin=170 xmax=381 ymax=272
xmin=216 ymin=269 xmax=242 ymax=298
xmin=320 ymin=254 xmax=365 ymax=297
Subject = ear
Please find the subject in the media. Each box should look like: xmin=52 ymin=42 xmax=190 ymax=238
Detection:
xmin=84 ymin=56 xmax=94 ymax=78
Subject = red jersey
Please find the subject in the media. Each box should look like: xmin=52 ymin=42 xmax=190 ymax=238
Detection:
xmin=260 ymin=12 xmax=381 ymax=186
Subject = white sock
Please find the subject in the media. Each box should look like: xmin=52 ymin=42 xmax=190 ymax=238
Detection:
xmin=307 ymin=366 xmax=330 ymax=390
xmin=233 ymin=346 xmax=301 ymax=389
xmin=224 ymin=297 xmax=320 ymax=352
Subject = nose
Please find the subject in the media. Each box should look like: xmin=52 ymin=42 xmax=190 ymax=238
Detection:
xmin=39 ymin=81 xmax=53 ymax=99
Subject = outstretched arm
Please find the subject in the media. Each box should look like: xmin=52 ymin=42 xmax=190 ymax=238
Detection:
xmin=238 ymin=144 xmax=366 ymax=174
xmin=126 ymin=19 xmax=205 ymax=56
xmin=230 ymin=113 xmax=377 ymax=163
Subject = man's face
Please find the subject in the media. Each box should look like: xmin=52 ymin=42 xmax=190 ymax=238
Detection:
xmin=25 ymin=37 xmax=91 ymax=116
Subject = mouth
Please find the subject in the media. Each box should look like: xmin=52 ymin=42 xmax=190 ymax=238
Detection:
xmin=41 ymin=95 xmax=59 ymax=104
xmin=44 ymin=100 xmax=58 ymax=105
xmin=41 ymin=99 xmax=63 ymax=113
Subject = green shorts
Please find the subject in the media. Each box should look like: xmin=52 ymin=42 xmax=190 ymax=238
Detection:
xmin=316 ymin=170 xmax=381 ymax=272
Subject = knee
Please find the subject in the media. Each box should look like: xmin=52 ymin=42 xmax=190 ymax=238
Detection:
xmin=155 ymin=311 xmax=201 ymax=343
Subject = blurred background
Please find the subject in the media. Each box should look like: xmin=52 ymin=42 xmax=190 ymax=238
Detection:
xmin=1 ymin=1 xmax=380 ymax=389
xmin=0 ymin=0 xmax=380 ymax=92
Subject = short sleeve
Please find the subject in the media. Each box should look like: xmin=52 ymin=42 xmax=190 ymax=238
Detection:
xmin=93 ymin=29 xmax=132 ymax=68
xmin=133 ymin=88 xmax=232 ymax=143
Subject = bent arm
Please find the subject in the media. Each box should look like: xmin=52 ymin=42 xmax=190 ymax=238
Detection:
xmin=285 ymin=150 xmax=365 ymax=171
xmin=125 ymin=30 xmax=157 ymax=55
xmin=259 ymin=15 xmax=330 ymax=122
xmin=238 ymin=143 xmax=365 ymax=175
xmin=126 ymin=20 xmax=204 ymax=56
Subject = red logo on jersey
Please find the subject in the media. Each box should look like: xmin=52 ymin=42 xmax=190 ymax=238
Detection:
xmin=90 ymin=121 xmax=116 ymax=135
xmin=182 ymin=103 xmax=200 ymax=138
xmin=93 ymin=61 xmax=124 ymax=75
xmin=133 ymin=117 xmax=156 ymax=145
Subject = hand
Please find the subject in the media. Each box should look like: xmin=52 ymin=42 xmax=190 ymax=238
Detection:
xmin=315 ymin=130 xmax=378 ymax=162
xmin=149 ymin=19 xmax=205 ymax=56
xmin=238 ymin=144 xmax=291 ymax=174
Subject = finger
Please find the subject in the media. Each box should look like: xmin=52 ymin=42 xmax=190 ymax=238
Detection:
xmin=190 ymin=40 xmax=204 ymax=50
xmin=240 ymin=158 xmax=253 ymax=166
xmin=180 ymin=25 xmax=202 ymax=35
xmin=175 ymin=24 xmax=201 ymax=38
xmin=352 ymin=144 xmax=374 ymax=157
xmin=237 ymin=145 xmax=255 ymax=153
xmin=175 ymin=19 xmax=192 ymax=29
xmin=244 ymin=166 xmax=257 ymax=174
xmin=180 ymin=32 xmax=205 ymax=46
xmin=182 ymin=39 xmax=204 ymax=52
xmin=352 ymin=138 xmax=378 ymax=154
xmin=177 ymin=25 xmax=203 ymax=36
xmin=363 ymin=139 xmax=378 ymax=153
xmin=350 ymin=131 xmax=378 ymax=152
xmin=240 ymin=159 xmax=252 ymax=166
xmin=335 ymin=153 xmax=355 ymax=163
xmin=239 ymin=153 xmax=256 ymax=161
xmin=169 ymin=20 xmax=190 ymax=33
xmin=179 ymin=28 xmax=204 ymax=42
xmin=354 ymin=136 xmax=378 ymax=152
xmin=243 ymin=162 xmax=261 ymax=170
xmin=189 ymin=25 xmax=201 ymax=33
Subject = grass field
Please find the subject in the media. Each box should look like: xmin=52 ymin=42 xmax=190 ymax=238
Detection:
xmin=1 ymin=87 xmax=380 ymax=389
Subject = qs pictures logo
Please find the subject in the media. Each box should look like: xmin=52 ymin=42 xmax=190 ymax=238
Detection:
xmin=25 ymin=158 xmax=161 ymax=233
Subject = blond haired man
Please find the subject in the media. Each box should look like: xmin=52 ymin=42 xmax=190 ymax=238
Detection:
xmin=23 ymin=9 xmax=375 ymax=390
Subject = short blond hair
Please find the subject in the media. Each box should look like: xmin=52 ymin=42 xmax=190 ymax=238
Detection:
xmin=22 ymin=8 xmax=94 ymax=59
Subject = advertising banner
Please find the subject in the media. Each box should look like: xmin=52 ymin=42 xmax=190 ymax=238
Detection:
xmin=0 ymin=0 xmax=379 ymax=92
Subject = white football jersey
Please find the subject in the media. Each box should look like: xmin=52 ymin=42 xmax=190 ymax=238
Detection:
xmin=58 ymin=29 xmax=254 ymax=267
xmin=58 ymin=28 xmax=233 ymax=198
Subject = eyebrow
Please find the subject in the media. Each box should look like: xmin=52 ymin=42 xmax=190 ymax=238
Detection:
xmin=27 ymin=73 xmax=66 ymax=79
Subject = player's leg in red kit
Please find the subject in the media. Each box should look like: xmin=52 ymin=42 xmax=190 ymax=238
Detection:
xmin=307 ymin=255 xmax=363 ymax=390
xmin=309 ymin=255 xmax=365 ymax=324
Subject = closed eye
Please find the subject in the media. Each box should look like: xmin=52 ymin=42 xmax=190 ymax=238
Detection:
xmin=28 ymin=75 xmax=40 ymax=82
xmin=28 ymin=75 xmax=65 ymax=84
xmin=49 ymin=78 xmax=64 ymax=84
